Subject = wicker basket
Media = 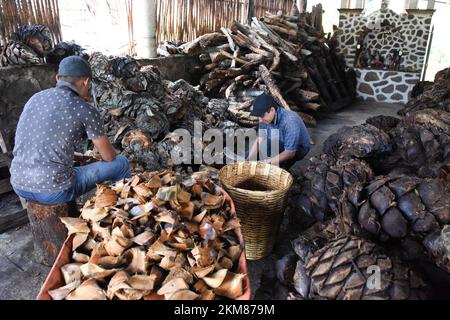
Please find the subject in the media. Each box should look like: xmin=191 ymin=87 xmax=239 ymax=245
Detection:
xmin=219 ymin=162 xmax=293 ymax=260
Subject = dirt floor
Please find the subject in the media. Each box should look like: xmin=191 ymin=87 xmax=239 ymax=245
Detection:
xmin=0 ymin=100 xmax=404 ymax=300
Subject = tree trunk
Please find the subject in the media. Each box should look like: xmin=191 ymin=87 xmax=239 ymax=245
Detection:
xmin=27 ymin=201 xmax=76 ymax=266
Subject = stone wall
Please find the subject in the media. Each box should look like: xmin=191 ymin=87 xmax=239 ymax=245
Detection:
xmin=0 ymin=65 xmax=57 ymax=151
xmin=336 ymin=7 xmax=434 ymax=73
xmin=356 ymin=69 xmax=419 ymax=104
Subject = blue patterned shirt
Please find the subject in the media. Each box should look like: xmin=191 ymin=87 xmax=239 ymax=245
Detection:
xmin=10 ymin=80 xmax=105 ymax=193
xmin=259 ymin=107 xmax=311 ymax=158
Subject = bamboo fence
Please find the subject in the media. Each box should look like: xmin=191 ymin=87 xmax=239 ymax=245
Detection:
xmin=0 ymin=0 xmax=295 ymax=51
xmin=0 ymin=0 xmax=61 ymax=46
xmin=156 ymin=0 xmax=295 ymax=43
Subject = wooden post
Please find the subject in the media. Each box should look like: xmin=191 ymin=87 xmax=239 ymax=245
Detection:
xmin=247 ymin=0 xmax=254 ymax=25
xmin=341 ymin=0 xmax=349 ymax=9
xmin=26 ymin=201 xmax=71 ymax=266
xmin=427 ymin=0 xmax=435 ymax=10
xmin=409 ymin=0 xmax=418 ymax=9
xmin=297 ymin=0 xmax=307 ymax=13
xmin=355 ymin=0 xmax=364 ymax=9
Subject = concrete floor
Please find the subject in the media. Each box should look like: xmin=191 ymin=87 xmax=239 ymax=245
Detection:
xmin=0 ymin=100 xmax=403 ymax=300
xmin=0 ymin=225 xmax=50 ymax=300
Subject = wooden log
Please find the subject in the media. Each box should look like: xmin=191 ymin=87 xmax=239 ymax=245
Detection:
xmin=259 ymin=64 xmax=290 ymax=111
xmin=180 ymin=32 xmax=227 ymax=55
xmin=299 ymin=89 xmax=320 ymax=101
xmin=203 ymin=44 xmax=231 ymax=53
xmin=261 ymin=43 xmax=281 ymax=72
xmin=304 ymin=56 xmax=333 ymax=104
xmin=290 ymin=2 xmax=300 ymax=16
xmin=296 ymin=111 xmax=317 ymax=128
xmin=243 ymin=80 xmax=254 ymax=87
xmin=219 ymin=49 xmax=248 ymax=65
xmin=251 ymin=18 xmax=298 ymax=60
xmin=209 ymin=51 xmax=228 ymax=63
xmin=220 ymin=27 xmax=236 ymax=52
xmin=205 ymin=78 xmax=225 ymax=92
xmin=231 ymin=33 xmax=273 ymax=59
xmin=272 ymin=71 xmax=308 ymax=81
xmin=265 ymin=23 xmax=298 ymax=38
xmin=232 ymin=19 xmax=295 ymax=66
xmin=198 ymin=53 xmax=211 ymax=63
xmin=263 ymin=14 xmax=299 ymax=30
xmin=228 ymin=100 xmax=259 ymax=127
xmin=297 ymin=0 xmax=307 ymax=13
xmin=204 ymin=63 xmax=217 ymax=71
xmin=284 ymin=82 xmax=303 ymax=95
xmin=231 ymin=47 xmax=240 ymax=68
xmin=310 ymin=4 xmax=323 ymax=34
xmin=324 ymin=53 xmax=350 ymax=97
xmin=244 ymin=53 xmax=264 ymax=61
xmin=302 ymin=102 xmax=321 ymax=112
xmin=26 ymin=201 xmax=75 ymax=266
xmin=200 ymin=73 xmax=210 ymax=86
xmin=316 ymin=56 xmax=343 ymax=102
xmin=225 ymin=82 xmax=237 ymax=99
xmin=234 ymin=74 xmax=251 ymax=83
xmin=334 ymin=52 xmax=357 ymax=96
xmin=220 ymin=74 xmax=252 ymax=98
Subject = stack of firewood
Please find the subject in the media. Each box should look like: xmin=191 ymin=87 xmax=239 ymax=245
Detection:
xmin=166 ymin=7 xmax=356 ymax=127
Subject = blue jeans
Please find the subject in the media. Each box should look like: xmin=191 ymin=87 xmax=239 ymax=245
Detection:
xmin=14 ymin=155 xmax=131 ymax=205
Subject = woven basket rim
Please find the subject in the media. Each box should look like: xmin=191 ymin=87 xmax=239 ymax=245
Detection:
xmin=219 ymin=162 xmax=293 ymax=195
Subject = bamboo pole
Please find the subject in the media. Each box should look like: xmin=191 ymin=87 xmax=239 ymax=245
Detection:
xmin=148 ymin=0 xmax=295 ymax=44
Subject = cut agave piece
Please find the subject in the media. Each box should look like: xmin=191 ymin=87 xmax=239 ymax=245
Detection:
xmin=66 ymin=279 xmax=107 ymax=300
xmin=48 ymin=281 xmax=80 ymax=300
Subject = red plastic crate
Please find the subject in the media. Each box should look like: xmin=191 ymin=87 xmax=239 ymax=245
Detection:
xmin=37 ymin=187 xmax=251 ymax=300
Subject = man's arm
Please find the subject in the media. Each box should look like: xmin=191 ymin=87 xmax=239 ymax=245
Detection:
xmin=92 ymin=136 xmax=116 ymax=162
xmin=265 ymin=150 xmax=296 ymax=165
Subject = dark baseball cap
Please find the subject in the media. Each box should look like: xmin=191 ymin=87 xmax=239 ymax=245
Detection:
xmin=250 ymin=93 xmax=277 ymax=117
xmin=58 ymin=56 xmax=92 ymax=78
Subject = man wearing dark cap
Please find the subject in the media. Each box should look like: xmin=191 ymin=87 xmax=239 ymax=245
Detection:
xmin=10 ymin=56 xmax=131 ymax=204
xmin=247 ymin=93 xmax=311 ymax=169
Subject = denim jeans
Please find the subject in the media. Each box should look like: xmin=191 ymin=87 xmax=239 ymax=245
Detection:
xmin=14 ymin=155 xmax=131 ymax=205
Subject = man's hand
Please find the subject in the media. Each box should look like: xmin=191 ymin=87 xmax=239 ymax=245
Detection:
xmin=92 ymin=135 xmax=116 ymax=162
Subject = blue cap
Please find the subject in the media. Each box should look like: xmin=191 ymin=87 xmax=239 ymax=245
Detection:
xmin=250 ymin=93 xmax=277 ymax=117
xmin=58 ymin=56 xmax=92 ymax=78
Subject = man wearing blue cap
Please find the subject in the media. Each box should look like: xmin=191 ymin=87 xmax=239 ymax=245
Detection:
xmin=247 ymin=93 xmax=311 ymax=169
xmin=10 ymin=56 xmax=131 ymax=204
